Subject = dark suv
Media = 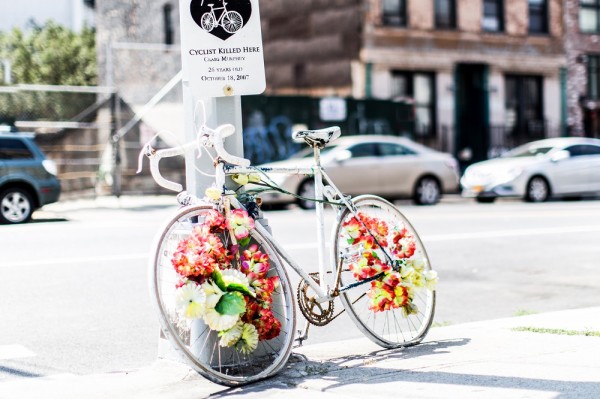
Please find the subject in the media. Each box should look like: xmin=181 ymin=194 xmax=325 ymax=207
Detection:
xmin=0 ymin=132 xmax=61 ymax=224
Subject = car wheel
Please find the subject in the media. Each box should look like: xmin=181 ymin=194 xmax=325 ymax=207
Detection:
xmin=0 ymin=187 xmax=34 ymax=224
xmin=297 ymin=179 xmax=316 ymax=210
xmin=413 ymin=176 xmax=441 ymax=205
xmin=525 ymin=176 xmax=550 ymax=203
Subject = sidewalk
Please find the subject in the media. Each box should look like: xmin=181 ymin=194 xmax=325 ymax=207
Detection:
xmin=1 ymin=307 xmax=599 ymax=399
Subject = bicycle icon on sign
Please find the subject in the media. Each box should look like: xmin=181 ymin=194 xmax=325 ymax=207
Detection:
xmin=200 ymin=0 xmax=243 ymax=34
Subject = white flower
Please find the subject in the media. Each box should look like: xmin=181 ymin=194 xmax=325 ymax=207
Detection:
xmin=239 ymin=323 xmax=259 ymax=354
xmin=408 ymin=258 xmax=427 ymax=273
xmin=424 ymin=270 xmax=439 ymax=291
xmin=174 ymin=282 xmax=206 ymax=319
xmin=218 ymin=321 xmax=243 ymax=347
xmin=203 ymin=308 xmax=240 ymax=331
xmin=201 ymin=280 xmax=224 ymax=310
xmin=220 ymin=268 xmax=250 ymax=289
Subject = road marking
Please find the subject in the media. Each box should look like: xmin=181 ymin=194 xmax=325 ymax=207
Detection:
xmin=1 ymin=253 xmax=148 ymax=268
xmin=0 ymin=345 xmax=36 ymax=360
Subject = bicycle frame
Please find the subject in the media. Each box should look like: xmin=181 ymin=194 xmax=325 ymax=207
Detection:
xmin=221 ymin=146 xmax=361 ymax=304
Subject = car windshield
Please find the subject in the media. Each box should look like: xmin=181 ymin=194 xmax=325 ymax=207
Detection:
xmin=502 ymin=145 xmax=554 ymax=158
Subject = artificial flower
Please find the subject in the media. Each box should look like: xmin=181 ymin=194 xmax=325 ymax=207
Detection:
xmin=238 ymin=323 xmax=259 ymax=354
xmin=201 ymin=280 xmax=225 ymax=309
xmin=226 ymin=209 xmax=255 ymax=242
xmin=241 ymin=244 xmax=270 ymax=281
xmin=232 ymin=174 xmax=249 ymax=186
xmin=204 ymin=308 xmax=240 ymax=331
xmin=205 ymin=186 xmax=221 ymax=201
xmin=218 ymin=321 xmax=244 ymax=347
xmin=174 ymin=282 xmax=206 ymax=319
xmin=423 ymin=270 xmax=439 ymax=290
xmin=253 ymin=308 xmax=282 ymax=340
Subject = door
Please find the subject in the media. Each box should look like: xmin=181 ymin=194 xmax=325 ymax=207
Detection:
xmin=455 ymin=64 xmax=490 ymax=171
xmin=325 ymin=142 xmax=381 ymax=195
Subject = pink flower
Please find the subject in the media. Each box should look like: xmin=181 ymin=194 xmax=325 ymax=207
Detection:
xmin=240 ymin=244 xmax=270 ymax=281
xmin=226 ymin=209 xmax=255 ymax=241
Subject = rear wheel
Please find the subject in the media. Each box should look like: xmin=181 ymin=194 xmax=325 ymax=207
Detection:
xmin=413 ymin=176 xmax=441 ymax=205
xmin=525 ymin=176 xmax=550 ymax=202
xmin=0 ymin=187 xmax=34 ymax=224
xmin=334 ymin=195 xmax=436 ymax=348
xmin=149 ymin=205 xmax=296 ymax=386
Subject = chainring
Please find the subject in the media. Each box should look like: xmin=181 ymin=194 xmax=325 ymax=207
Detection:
xmin=297 ymin=272 xmax=335 ymax=326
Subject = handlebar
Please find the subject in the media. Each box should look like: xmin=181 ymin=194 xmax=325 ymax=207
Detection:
xmin=138 ymin=122 xmax=250 ymax=192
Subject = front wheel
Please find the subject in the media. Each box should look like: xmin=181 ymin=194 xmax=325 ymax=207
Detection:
xmin=334 ymin=195 xmax=436 ymax=348
xmin=149 ymin=205 xmax=296 ymax=386
xmin=222 ymin=11 xmax=243 ymax=33
xmin=525 ymin=176 xmax=550 ymax=202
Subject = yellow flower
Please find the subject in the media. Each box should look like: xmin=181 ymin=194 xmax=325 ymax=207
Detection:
xmin=205 ymin=187 xmax=221 ymax=200
xmin=239 ymin=323 xmax=259 ymax=354
xmin=201 ymin=280 xmax=224 ymax=309
xmin=232 ymin=174 xmax=249 ymax=186
xmin=248 ymin=173 xmax=261 ymax=183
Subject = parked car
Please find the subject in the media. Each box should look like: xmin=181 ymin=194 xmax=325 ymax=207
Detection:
xmin=0 ymin=132 xmax=61 ymax=224
xmin=460 ymin=137 xmax=600 ymax=203
xmin=253 ymin=135 xmax=460 ymax=209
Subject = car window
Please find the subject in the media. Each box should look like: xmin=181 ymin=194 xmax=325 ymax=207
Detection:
xmin=0 ymin=138 xmax=34 ymax=160
xmin=348 ymin=143 xmax=378 ymax=158
xmin=565 ymin=144 xmax=600 ymax=157
xmin=378 ymin=142 xmax=416 ymax=156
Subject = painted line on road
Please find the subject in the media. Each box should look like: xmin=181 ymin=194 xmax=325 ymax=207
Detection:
xmin=0 ymin=345 xmax=36 ymax=361
xmin=1 ymin=253 xmax=148 ymax=268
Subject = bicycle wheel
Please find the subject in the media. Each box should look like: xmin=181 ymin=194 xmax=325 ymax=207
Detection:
xmin=222 ymin=11 xmax=243 ymax=33
xmin=201 ymin=12 xmax=216 ymax=32
xmin=334 ymin=195 xmax=436 ymax=348
xmin=149 ymin=205 xmax=296 ymax=386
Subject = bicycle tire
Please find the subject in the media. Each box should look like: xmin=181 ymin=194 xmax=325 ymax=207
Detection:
xmin=334 ymin=195 xmax=436 ymax=348
xmin=222 ymin=11 xmax=243 ymax=33
xmin=149 ymin=205 xmax=296 ymax=386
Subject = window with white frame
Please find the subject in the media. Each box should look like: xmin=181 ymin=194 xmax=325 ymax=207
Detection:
xmin=483 ymin=0 xmax=504 ymax=32
xmin=391 ymin=71 xmax=436 ymax=136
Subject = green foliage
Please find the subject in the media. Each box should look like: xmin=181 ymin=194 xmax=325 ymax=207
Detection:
xmin=513 ymin=326 xmax=600 ymax=337
xmin=215 ymin=292 xmax=246 ymax=316
xmin=0 ymin=20 xmax=96 ymax=85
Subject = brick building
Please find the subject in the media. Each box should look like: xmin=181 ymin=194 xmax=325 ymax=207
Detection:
xmin=565 ymin=0 xmax=600 ymax=138
xmin=94 ymin=0 xmax=599 ymax=168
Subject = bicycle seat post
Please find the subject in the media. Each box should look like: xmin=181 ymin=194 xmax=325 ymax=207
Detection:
xmin=312 ymin=145 xmax=328 ymax=291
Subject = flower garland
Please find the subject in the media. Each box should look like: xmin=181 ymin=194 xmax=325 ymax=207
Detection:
xmin=171 ymin=208 xmax=281 ymax=354
xmin=341 ymin=212 xmax=438 ymax=316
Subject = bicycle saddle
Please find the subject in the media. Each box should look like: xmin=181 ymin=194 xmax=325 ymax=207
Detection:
xmin=292 ymin=126 xmax=341 ymax=147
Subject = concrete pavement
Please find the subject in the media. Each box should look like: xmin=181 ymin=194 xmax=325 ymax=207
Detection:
xmin=1 ymin=307 xmax=599 ymax=399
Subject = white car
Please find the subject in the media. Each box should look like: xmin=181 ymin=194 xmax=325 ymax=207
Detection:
xmin=252 ymin=135 xmax=460 ymax=209
xmin=461 ymin=137 xmax=600 ymax=203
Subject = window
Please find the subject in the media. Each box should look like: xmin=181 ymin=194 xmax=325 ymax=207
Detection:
xmin=348 ymin=143 xmax=379 ymax=158
xmin=163 ymin=4 xmax=174 ymax=45
xmin=580 ymin=0 xmax=600 ymax=33
xmin=566 ymin=144 xmax=600 ymax=157
xmin=483 ymin=0 xmax=504 ymax=32
xmin=505 ymin=75 xmax=544 ymax=139
xmin=529 ymin=0 xmax=548 ymax=34
xmin=382 ymin=0 xmax=407 ymax=27
xmin=0 ymin=138 xmax=33 ymax=160
xmin=435 ymin=0 xmax=456 ymax=29
xmin=587 ymin=55 xmax=600 ymax=99
xmin=391 ymin=71 xmax=436 ymax=137
xmin=379 ymin=142 xmax=416 ymax=156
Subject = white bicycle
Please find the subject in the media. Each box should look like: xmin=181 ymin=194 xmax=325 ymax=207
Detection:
xmin=200 ymin=1 xmax=243 ymax=34
xmin=140 ymin=115 xmax=437 ymax=387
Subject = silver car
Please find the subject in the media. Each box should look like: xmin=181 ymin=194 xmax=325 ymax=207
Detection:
xmin=461 ymin=137 xmax=600 ymax=203
xmin=253 ymin=135 xmax=460 ymax=209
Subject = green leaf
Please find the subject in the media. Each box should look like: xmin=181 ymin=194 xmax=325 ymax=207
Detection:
xmin=347 ymin=238 xmax=354 ymax=245
xmin=227 ymin=283 xmax=254 ymax=297
xmin=371 ymin=251 xmax=380 ymax=259
xmin=215 ymin=292 xmax=246 ymax=315
xmin=211 ymin=271 xmax=227 ymax=291
xmin=239 ymin=237 xmax=251 ymax=247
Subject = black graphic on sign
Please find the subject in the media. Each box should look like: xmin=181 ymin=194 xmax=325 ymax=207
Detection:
xmin=190 ymin=0 xmax=252 ymax=40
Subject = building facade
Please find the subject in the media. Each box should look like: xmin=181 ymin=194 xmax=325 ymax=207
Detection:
xmin=94 ymin=1 xmax=600 ymax=167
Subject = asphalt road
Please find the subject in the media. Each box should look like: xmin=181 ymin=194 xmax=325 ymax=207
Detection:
xmin=1 ymin=195 xmax=599 ymax=381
